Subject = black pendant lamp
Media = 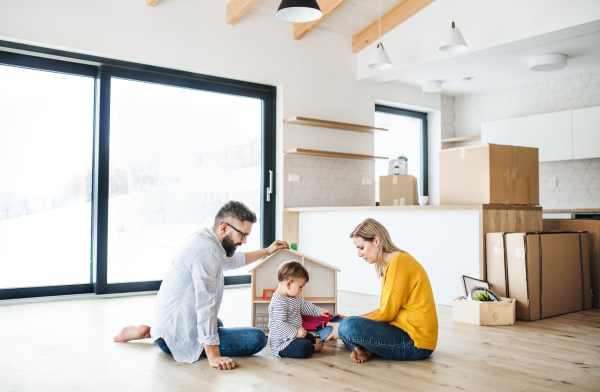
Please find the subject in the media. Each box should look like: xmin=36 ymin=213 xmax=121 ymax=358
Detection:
xmin=276 ymin=0 xmax=322 ymax=23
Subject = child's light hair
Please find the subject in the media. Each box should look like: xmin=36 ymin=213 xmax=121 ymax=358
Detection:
xmin=349 ymin=218 xmax=404 ymax=278
xmin=277 ymin=261 xmax=310 ymax=283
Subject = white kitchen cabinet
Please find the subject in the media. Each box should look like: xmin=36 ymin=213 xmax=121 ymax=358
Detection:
xmin=481 ymin=119 xmax=511 ymax=145
xmin=573 ymin=106 xmax=600 ymax=160
xmin=510 ymin=110 xmax=573 ymax=162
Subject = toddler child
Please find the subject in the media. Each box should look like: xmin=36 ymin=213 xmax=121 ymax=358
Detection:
xmin=268 ymin=261 xmax=330 ymax=358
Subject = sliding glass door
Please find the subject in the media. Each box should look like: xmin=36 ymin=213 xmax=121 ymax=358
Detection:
xmin=0 ymin=45 xmax=276 ymax=300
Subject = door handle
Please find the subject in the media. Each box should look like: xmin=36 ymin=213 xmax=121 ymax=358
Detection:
xmin=266 ymin=170 xmax=273 ymax=202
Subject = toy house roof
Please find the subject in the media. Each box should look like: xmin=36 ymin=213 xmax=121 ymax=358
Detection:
xmin=248 ymin=248 xmax=341 ymax=272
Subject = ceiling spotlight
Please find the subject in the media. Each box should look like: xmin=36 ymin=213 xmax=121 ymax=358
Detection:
xmin=276 ymin=0 xmax=322 ymax=23
xmin=461 ymin=77 xmax=473 ymax=82
xmin=529 ymin=54 xmax=568 ymax=72
xmin=422 ymin=81 xmax=442 ymax=93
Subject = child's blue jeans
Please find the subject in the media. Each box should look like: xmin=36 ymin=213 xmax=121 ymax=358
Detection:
xmin=278 ymin=333 xmax=317 ymax=358
xmin=338 ymin=316 xmax=433 ymax=361
xmin=156 ymin=318 xmax=267 ymax=357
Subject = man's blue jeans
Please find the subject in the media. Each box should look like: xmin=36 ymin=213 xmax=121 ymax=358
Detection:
xmin=338 ymin=316 xmax=433 ymax=361
xmin=156 ymin=318 xmax=267 ymax=357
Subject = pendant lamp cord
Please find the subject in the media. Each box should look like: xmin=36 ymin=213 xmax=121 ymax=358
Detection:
xmin=378 ymin=0 xmax=381 ymax=41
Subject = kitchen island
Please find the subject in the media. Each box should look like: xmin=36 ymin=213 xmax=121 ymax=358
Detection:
xmin=283 ymin=205 xmax=542 ymax=305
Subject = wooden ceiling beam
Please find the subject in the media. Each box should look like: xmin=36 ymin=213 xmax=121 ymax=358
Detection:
xmin=226 ymin=0 xmax=261 ymax=25
xmin=146 ymin=0 xmax=161 ymax=7
xmin=293 ymin=0 xmax=352 ymax=40
xmin=352 ymin=0 xmax=436 ymax=53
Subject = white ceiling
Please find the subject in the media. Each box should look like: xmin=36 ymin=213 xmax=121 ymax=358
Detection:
xmin=212 ymin=0 xmax=402 ymax=37
xmin=389 ymin=21 xmax=600 ymax=96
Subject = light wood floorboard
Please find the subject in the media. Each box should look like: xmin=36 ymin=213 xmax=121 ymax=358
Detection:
xmin=0 ymin=288 xmax=598 ymax=391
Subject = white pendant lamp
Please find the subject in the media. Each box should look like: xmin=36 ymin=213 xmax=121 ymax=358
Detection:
xmin=367 ymin=0 xmax=393 ymax=70
xmin=439 ymin=0 xmax=468 ymax=53
xmin=276 ymin=0 xmax=322 ymax=23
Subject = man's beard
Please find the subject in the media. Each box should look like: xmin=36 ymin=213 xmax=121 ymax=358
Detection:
xmin=222 ymin=234 xmax=241 ymax=257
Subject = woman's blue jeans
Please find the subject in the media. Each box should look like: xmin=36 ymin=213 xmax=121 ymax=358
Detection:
xmin=338 ymin=316 xmax=433 ymax=361
xmin=156 ymin=318 xmax=267 ymax=357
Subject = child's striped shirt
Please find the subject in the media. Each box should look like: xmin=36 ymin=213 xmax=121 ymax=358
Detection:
xmin=267 ymin=292 xmax=322 ymax=357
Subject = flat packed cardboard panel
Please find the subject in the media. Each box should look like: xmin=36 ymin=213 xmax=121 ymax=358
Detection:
xmin=485 ymin=233 xmax=508 ymax=297
xmin=540 ymin=233 xmax=584 ymax=318
xmin=544 ymin=220 xmax=599 ymax=308
xmin=505 ymin=232 xmax=591 ymax=321
xmin=379 ymin=175 xmax=418 ymax=206
xmin=440 ymin=144 xmax=539 ymax=205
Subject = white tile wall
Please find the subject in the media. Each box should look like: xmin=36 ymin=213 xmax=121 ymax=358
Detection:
xmin=283 ymin=154 xmax=375 ymax=207
xmin=454 ymin=69 xmax=600 ymax=209
xmin=441 ymin=94 xmax=455 ymax=139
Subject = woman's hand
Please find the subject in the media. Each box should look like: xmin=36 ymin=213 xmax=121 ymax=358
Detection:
xmin=208 ymin=356 xmax=237 ymax=370
xmin=320 ymin=309 xmax=330 ymax=317
xmin=323 ymin=321 xmax=341 ymax=342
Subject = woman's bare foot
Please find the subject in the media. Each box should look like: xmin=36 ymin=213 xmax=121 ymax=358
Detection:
xmin=350 ymin=347 xmax=372 ymax=363
xmin=313 ymin=342 xmax=324 ymax=352
xmin=114 ymin=325 xmax=151 ymax=342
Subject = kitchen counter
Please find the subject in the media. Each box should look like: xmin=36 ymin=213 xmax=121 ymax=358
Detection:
xmin=283 ymin=204 xmax=542 ymax=305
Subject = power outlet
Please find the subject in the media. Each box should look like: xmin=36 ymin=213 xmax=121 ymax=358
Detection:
xmin=362 ymin=178 xmax=372 ymax=185
xmin=549 ymin=178 xmax=557 ymax=188
xmin=288 ymin=174 xmax=300 ymax=183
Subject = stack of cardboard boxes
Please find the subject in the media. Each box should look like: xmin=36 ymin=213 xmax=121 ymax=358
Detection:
xmin=440 ymin=144 xmax=595 ymax=322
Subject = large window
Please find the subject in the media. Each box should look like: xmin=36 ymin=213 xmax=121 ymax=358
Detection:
xmin=0 ymin=63 xmax=94 ymax=290
xmin=374 ymin=105 xmax=428 ymax=202
xmin=0 ymin=44 xmax=276 ymax=300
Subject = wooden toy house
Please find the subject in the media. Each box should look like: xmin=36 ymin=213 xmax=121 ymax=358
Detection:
xmin=249 ymin=249 xmax=340 ymax=331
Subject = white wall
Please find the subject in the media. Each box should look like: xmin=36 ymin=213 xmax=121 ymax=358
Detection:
xmin=0 ymin=0 xmax=443 ymax=237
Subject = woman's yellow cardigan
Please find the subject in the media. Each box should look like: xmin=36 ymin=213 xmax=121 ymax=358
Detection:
xmin=365 ymin=252 xmax=438 ymax=351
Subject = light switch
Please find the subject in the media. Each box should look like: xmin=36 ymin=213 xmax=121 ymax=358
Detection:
xmin=549 ymin=178 xmax=557 ymax=188
xmin=362 ymin=178 xmax=372 ymax=185
xmin=288 ymin=174 xmax=300 ymax=182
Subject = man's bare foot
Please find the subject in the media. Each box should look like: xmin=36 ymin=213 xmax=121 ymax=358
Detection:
xmin=313 ymin=343 xmax=324 ymax=352
xmin=350 ymin=347 xmax=372 ymax=363
xmin=114 ymin=325 xmax=151 ymax=342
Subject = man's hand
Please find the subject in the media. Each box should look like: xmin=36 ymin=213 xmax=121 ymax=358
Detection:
xmin=320 ymin=309 xmax=331 ymax=318
xmin=295 ymin=327 xmax=307 ymax=338
xmin=323 ymin=322 xmax=340 ymax=342
xmin=267 ymin=240 xmax=290 ymax=255
xmin=208 ymin=356 xmax=237 ymax=370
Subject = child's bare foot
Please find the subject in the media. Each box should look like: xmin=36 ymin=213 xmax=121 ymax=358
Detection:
xmin=350 ymin=347 xmax=372 ymax=363
xmin=313 ymin=343 xmax=324 ymax=352
xmin=114 ymin=325 xmax=151 ymax=342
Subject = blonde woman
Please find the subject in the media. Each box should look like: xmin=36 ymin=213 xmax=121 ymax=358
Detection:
xmin=324 ymin=218 xmax=438 ymax=363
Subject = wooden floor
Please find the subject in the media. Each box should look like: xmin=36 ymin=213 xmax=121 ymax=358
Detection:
xmin=1 ymin=288 xmax=599 ymax=392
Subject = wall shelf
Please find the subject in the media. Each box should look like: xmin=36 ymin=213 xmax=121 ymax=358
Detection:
xmin=303 ymin=297 xmax=336 ymax=303
xmin=441 ymin=135 xmax=481 ymax=143
xmin=284 ymin=148 xmax=388 ymax=161
xmin=284 ymin=116 xmax=388 ymax=134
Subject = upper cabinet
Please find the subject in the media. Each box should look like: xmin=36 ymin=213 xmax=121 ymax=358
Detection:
xmin=481 ymin=106 xmax=600 ymax=162
xmin=511 ymin=110 xmax=573 ymax=162
xmin=573 ymin=106 xmax=600 ymax=160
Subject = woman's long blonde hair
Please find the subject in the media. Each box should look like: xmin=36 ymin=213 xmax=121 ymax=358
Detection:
xmin=349 ymin=218 xmax=404 ymax=278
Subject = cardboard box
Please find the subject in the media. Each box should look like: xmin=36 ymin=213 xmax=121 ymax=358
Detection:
xmin=388 ymin=159 xmax=407 ymax=175
xmin=543 ymin=220 xmax=600 ymax=308
xmin=486 ymin=233 xmax=509 ymax=297
xmin=440 ymin=144 xmax=539 ymax=205
xmin=504 ymin=232 xmax=592 ymax=321
xmin=379 ymin=175 xmax=418 ymax=206
xmin=453 ymin=296 xmax=516 ymax=326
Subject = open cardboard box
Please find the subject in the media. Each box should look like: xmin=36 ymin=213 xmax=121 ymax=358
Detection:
xmin=453 ymin=296 xmax=516 ymax=326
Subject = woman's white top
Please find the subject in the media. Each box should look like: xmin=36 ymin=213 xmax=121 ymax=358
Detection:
xmin=150 ymin=227 xmax=246 ymax=363
xmin=268 ymin=292 xmax=322 ymax=357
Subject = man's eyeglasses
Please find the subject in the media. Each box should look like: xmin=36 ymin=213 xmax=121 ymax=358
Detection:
xmin=221 ymin=222 xmax=250 ymax=241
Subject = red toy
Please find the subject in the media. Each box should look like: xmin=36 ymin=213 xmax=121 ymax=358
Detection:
xmin=301 ymin=313 xmax=331 ymax=331
xmin=262 ymin=289 xmax=276 ymax=300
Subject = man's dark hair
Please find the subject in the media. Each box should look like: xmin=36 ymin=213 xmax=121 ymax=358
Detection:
xmin=213 ymin=201 xmax=257 ymax=228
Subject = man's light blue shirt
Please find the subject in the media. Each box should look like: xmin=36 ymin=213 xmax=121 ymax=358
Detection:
xmin=150 ymin=227 xmax=245 ymax=363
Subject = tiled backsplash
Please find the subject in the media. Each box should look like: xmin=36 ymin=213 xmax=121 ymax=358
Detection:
xmin=283 ymin=154 xmax=375 ymax=207
xmin=453 ymin=69 xmax=600 ymax=208
xmin=539 ymin=159 xmax=600 ymax=209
